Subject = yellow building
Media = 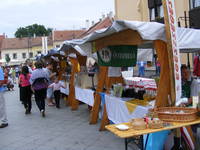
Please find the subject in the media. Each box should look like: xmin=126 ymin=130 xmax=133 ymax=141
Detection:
xmin=0 ymin=30 xmax=85 ymax=66
xmin=115 ymin=0 xmax=189 ymax=23
xmin=114 ymin=0 xmax=198 ymax=67
xmin=0 ymin=36 xmax=53 ymax=65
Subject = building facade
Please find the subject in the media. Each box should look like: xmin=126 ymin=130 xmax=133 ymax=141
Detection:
xmin=114 ymin=0 xmax=197 ymax=66
xmin=0 ymin=29 xmax=85 ymax=66
xmin=0 ymin=36 xmax=53 ymax=65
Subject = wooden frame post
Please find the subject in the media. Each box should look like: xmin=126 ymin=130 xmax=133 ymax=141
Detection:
xmin=99 ymin=76 xmax=124 ymax=131
xmin=90 ymin=67 xmax=108 ymax=124
xmin=68 ymin=58 xmax=79 ymax=110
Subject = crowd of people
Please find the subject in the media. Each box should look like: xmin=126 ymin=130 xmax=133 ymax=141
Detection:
xmin=0 ymin=60 xmax=65 ymax=128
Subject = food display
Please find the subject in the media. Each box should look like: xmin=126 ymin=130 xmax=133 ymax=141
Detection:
xmin=131 ymin=118 xmax=147 ymax=130
xmin=148 ymin=119 xmax=163 ymax=129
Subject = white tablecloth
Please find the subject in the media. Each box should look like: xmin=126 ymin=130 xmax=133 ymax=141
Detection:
xmin=105 ymin=95 xmax=152 ymax=124
xmin=75 ymin=87 xmax=94 ymax=106
xmin=124 ymin=77 xmax=157 ymax=90
xmin=60 ymin=81 xmax=69 ymax=95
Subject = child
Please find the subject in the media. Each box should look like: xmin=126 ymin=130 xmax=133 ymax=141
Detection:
xmin=48 ymin=77 xmax=65 ymax=108
xmin=7 ymin=76 xmax=14 ymax=91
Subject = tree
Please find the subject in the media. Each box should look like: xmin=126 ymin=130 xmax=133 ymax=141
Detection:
xmin=15 ymin=24 xmax=52 ymax=38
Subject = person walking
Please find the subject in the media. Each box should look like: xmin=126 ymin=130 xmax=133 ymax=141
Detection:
xmin=137 ymin=61 xmax=146 ymax=77
xmin=30 ymin=61 xmax=49 ymax=117
xmin=0 ymin=64 xmax=8 ymax=128
xmin=19 ymin=66 xmax=32 ymax=114
xmin=43 ymin=63 xmax=56 ymax=106
xmin=48 ymin=77 xmax=65 ymax=108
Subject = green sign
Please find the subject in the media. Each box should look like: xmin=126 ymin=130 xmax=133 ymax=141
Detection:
xmin=97 ymin=45 xmax=137 ymax=67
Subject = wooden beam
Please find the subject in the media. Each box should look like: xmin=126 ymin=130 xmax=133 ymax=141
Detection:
xmin=154 ymin=40 xmax=171 ymax=107
xmin=90 ymin=67 xmax=108 ymax=124
xmin=162 ymin=0 xmax=176 ymax=105
xmin=99 ymin=75 xmax=124 ymax=131
xmin=93 ymin=29 xmax=143 ymax=51
xmin=68 ymin=58 xmax=79 ymax=110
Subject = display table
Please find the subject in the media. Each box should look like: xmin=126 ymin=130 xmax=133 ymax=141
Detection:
xmin=106 ymin=118 xmax=200 ymax=150
xmin=60 ymin=81 xmax=94 ymax=106
xmin=60 ymin=81 xmax=69 ymax=95
xmin=75 ymin=87 xmax=94 ymax=106
xmin=124 ymin=77 xmax=157 ymax=90
xmin=103 ymin=94 xmax=153 ymax=124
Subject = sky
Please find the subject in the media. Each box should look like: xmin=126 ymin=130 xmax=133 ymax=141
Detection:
xmin=0 ymin=0 xmax=114 ymax=38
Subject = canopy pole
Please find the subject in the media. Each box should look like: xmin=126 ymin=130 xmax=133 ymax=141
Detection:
xmin=90 ymin=67 xmax=108 ymax=124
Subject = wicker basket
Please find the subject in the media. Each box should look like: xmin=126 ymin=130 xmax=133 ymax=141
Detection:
xmin=157 ymin=107 xmax=198 ymax=122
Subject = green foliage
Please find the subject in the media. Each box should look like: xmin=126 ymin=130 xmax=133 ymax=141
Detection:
xmin=15 ymin=24 xmax=52 ymax=38
xmin=5 ymin=55 xmax=10 ymax=63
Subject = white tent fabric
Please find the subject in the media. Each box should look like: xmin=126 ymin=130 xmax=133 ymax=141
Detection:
xmin=61 ymin=20 xmax=200 ymax=54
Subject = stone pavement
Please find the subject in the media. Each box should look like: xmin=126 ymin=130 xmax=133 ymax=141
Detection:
xmin=0 ymin=86 xmax=130 ymax=150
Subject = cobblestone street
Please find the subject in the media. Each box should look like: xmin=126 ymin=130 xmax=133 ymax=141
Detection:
xmin=0 ymin=86 xmax=125 ymax=150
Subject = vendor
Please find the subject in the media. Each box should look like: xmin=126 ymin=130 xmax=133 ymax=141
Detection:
xmin=181 ymin=65 xmax=192 ymax=106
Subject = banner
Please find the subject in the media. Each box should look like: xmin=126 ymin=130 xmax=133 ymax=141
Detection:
xmin=165 ymin=0 xmax=182 ymax=103
xmin=97 ymin=45 xmax=137 ymax=67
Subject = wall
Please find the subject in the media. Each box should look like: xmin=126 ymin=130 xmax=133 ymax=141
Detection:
xmin=115 ymin=0 xmax=189 ymax=22
xmin=1 ymin=45 xmax=53 ymax=65
xmin=115 ymin=0 xmax=149 ymax=21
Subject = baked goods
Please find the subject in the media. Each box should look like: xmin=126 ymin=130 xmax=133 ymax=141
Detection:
xmin=131 ymin=118 xmax=146 ymax=130
xmin=148 ymin=119 xmax=163 ymax=129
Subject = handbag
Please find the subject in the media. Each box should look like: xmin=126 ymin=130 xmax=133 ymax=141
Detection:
xmin=32 ymin=78 xmax=48 ymax=90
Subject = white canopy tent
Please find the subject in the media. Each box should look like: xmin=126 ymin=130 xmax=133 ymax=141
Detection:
xmin=60 ymin=20 xmax=200 ymax=54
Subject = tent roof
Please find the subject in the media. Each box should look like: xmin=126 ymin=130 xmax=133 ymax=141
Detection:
xmin=60 ymin=20 xmax=200 ymax=54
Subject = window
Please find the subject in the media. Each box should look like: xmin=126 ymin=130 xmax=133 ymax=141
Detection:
xmin=13 ymin=53 xmax=17 ymax=59
xmin=149 ymin=8 xmax=155 ymax=21
xmin=29 ymin=52 xmax=33 ymax=58
xmin=22 ymin=53 xmax=26 ymax=59
xmin=5 ymin=54 xmax=9 ymax=59
xmin=157 ymin=5 xmax=164 ymax=18
xmin=190 ymin=0 xmax=200 ymax=9
xmin=148 ymin=0 xmax=163 ymax=21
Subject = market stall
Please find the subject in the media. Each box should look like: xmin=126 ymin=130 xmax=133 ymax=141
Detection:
xmin=59 ymin=45 xmax=97 ymax=110
xmin=61 ymin=21 xmax=200 ymax=149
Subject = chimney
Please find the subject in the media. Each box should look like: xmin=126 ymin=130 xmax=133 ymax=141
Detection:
xmin=102 ymin=14 xmax=106 ymax=19
xmin=108 ymin=11 xmax=113 ymax=18
xmin=3 ymin=33 xmax=5 ymax=39
xmin=85 ymin=19 xmax=90 ymax=29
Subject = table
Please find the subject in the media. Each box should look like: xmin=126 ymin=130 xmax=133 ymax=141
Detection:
xmin=106 ymin=118 xmax=200 ymax=150
xmin=60 ymin=81 xmax=94 ymax=106
xmin=60 ymin=81 xmax=69 ymax=95
xmin=104 ymin=94 xmax=152 ymax=124
xmin=75 ymin=87 xmax=94 ymax=106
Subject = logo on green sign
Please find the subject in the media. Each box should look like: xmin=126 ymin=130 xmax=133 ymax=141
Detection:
xmin=97 ymin=45 xmax=137 ymax=67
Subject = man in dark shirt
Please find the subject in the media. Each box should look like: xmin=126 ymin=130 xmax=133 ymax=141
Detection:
xmin=181 ymin=65 xmax=192 ymax=106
